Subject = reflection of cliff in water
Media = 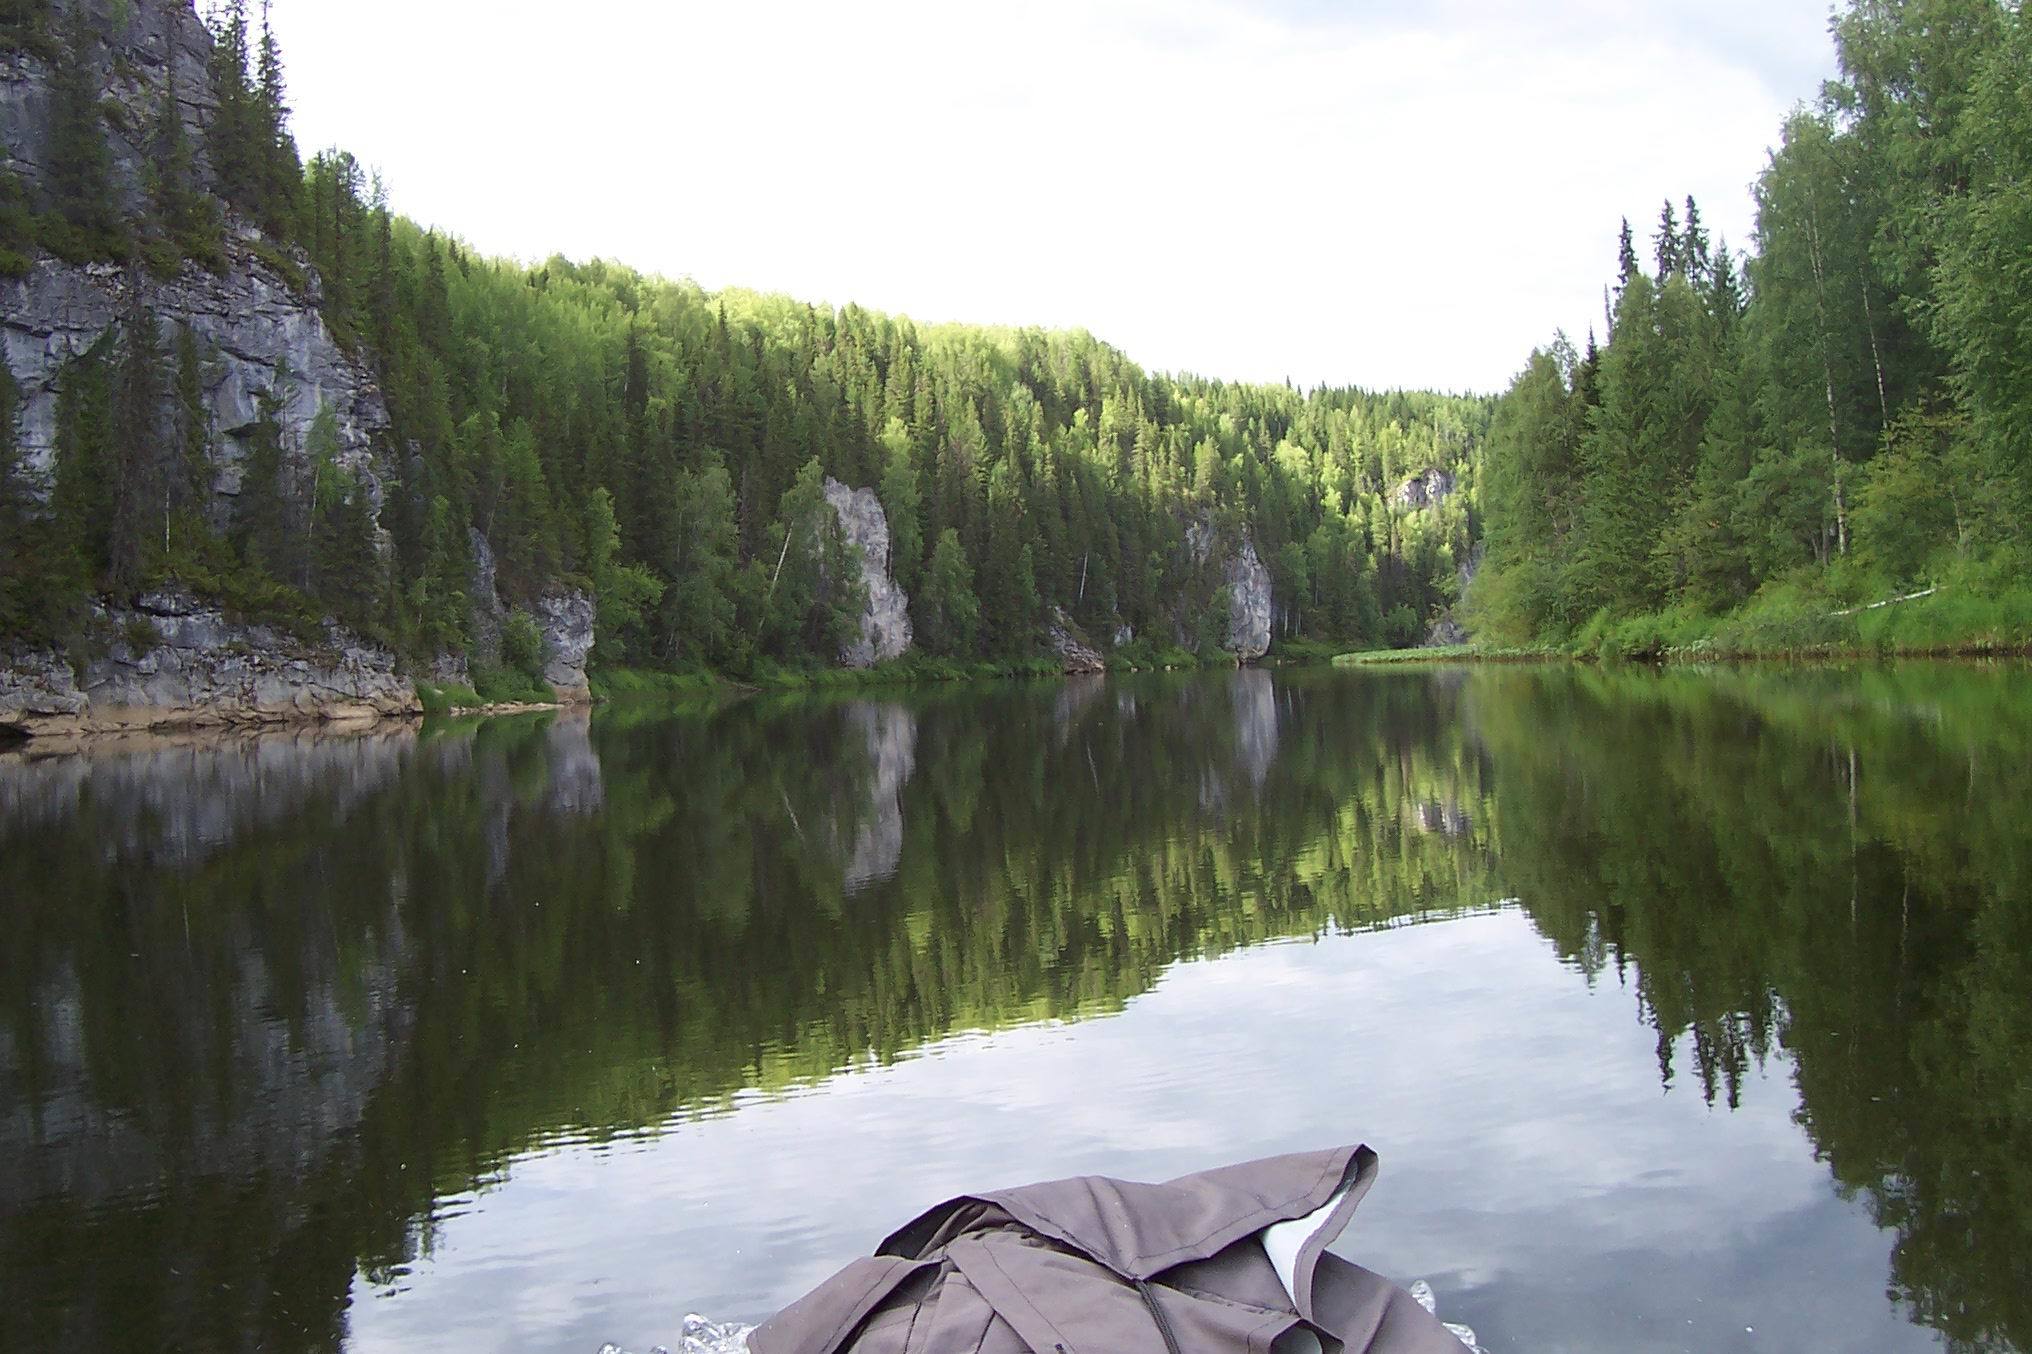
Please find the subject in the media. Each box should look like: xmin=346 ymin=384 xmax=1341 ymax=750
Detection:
xmin=3 ymin=666 xmax=2028 ymax=1352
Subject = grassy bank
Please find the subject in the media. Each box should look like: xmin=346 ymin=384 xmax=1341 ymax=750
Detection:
xmin=1337 ymin=580 xmax=2032 ymax=666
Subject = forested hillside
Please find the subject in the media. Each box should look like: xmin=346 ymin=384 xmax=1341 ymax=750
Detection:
xmin=0 ymin=0 xmax=1487 ymax=687
xmin=1473 ymin=0 xmax=2032 ymax=656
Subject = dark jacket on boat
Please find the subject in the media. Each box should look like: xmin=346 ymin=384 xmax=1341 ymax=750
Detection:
xmin=750 ymin=1144 xmax=1464 ymax=1354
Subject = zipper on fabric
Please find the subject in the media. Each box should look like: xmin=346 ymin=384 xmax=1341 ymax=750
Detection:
xmin=1135 ymin=1279 xmax=1186 ymax=1354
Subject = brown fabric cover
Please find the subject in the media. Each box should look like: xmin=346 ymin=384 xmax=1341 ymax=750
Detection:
xmin=750 ymin=1146 xmax=1464 ymax=1354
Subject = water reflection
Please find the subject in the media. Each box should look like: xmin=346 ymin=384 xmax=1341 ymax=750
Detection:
xmin=0 ymin=664 xmax=2027 ymax=1352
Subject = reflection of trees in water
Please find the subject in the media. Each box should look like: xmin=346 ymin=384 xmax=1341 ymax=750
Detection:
xmin=1471 ymin=665 xmax=2032 ymax=1352
xmin=2 ymin=665 xmax=2027 ymax=1351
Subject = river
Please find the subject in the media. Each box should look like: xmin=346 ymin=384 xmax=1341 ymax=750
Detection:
xmin=2 ymin=663 xmax=2026 ymax=1353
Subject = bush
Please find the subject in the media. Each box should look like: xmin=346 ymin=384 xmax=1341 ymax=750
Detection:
xmin=501 ymin=609 xmax=546 ymax=681
xmin=415 ymin=681 xmax=483 ymax=714
xmin=470 ymin=664 xmax=550 ymax=705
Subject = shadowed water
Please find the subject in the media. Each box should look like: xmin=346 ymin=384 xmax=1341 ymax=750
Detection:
xmin=2 ymin=664 xmax=2028 ymax=1353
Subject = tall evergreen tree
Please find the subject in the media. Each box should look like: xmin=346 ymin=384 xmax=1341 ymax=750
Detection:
xmin=1654 ymin=199 xmax=1681 ymax=281
xmin=107 ymin=288 xmax=164 ymax=591
xmin=44 ymin=8 xmax=122 ymax=257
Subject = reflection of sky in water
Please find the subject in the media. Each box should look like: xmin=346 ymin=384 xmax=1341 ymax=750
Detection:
xmin=345 ymin=909 xmax=1934 ymax=1354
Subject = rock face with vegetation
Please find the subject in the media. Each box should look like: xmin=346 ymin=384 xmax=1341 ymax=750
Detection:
xmin=2 ymin=0 xmax=1496 ymax=730
xmin=3 ymin=243 xmax=393 ymax=520
xmin=533 ymin=587 xmax=594 ymax=698
xmin=1044 ymin=605 xmax=1105 ymax=673
xmin=1188 ymin=521 xmax=1273 ymax=660
xmin=822 ymin=477 xmax=911 ymax=668
xmin=1222 ymin=537 xmax=1274 ymax=660
xmin=0 ymin=0 xmax=216 ymax=215
xmin=0 ymin=589 xmax=417 ymax=737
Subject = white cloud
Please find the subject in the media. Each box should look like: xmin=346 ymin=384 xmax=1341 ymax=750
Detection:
xmin=267 ymin=0 xmax=1837 ymax=393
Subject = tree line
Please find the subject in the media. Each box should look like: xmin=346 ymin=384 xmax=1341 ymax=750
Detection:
xmin=1 ymin=0 xmax=1490 ymax=676
xmin=1473 ymin=0 xmax=2032 ymax=653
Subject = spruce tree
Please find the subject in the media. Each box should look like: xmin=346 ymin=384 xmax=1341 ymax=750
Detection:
xmin=147 ymin=60 xmax=212 ymax=256
xmin=234 ymin=380 xmax=294 ymax=581
xmin=253 ymin=0 xmax=299 ymax=238
xmin=52 ymin=337 xmax=115 ymax=579
xmin=108 ymin=288 xmax=164 ymax=591
xmin=44 ymin=8 xmax=123 ymax=258
xmin=1681 ymin=195 xmax=1709 ymax=283
xmin=1615 ymin=218 xmax=1640 ymax=295
xmin=204 ymin=0 xmax=254 ymax=212
xmin=1654 ymin=199 xmax=1681 ymax=281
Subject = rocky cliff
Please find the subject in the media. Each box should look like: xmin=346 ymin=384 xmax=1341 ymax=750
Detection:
xmin=1 ymin=0 xmax=217 ymax=215
xmin=3 ymin=243 xmax=394 ymax=522
xmin=1395 ymin=467 xmax=1456 ymax=510
xmin=0 ymin=0 xmax=600 ymax=734
xmin=0 ymin=589 xmax=419 ymax=738
xmin=823 ymin=477 xmax=912 ymax=667
xmin=1186 ymin=521 xmax=1274 ymax=661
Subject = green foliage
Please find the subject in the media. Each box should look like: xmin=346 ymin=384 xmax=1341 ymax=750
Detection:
xmin=41 ymin=8 xmax=125 ymax=261
xmin=915 ymin=527 xmax=979 ymax=656
xmin=1477 ymin=0 xmax=2032 ymax=653
xmin=4 ymin=0 xmax=1489 ymax=675
xmin=500 ymin=609 xmax=545 ymax=683
xmin=414 ymin=680 xmax=483 ymax=714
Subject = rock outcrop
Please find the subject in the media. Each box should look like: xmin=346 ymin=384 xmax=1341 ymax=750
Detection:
xmin=2 ymin=245 xmax=395 ymax=525
xmin=1221 ymin=537 xmax=1274 ymax=660
xmin=1395 ymin=467 xmax=1456 ymax=510
xmin=1422 ymin=542 xmax=1483 ymax=648
xmin=1045 ymin=606 xmax=1106 ymax=673
xmin=1186 ymin=521 xmax=1275 ymax=661
xmin=822 ymin=477 xmax=912 ymax=667
xmin=535 ymin=588 xmax=595 ymax=699
xmin=0 ymin=591 xmax=419 ymax=738
xmin=1 ymin=0 xmax=218 ymax=216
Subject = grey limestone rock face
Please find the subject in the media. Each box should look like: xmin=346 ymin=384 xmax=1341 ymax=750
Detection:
xmin=1 ymin=0 xmax=218 ymax=214
xmin=1395 ymin=467 xmax=1457 ymax=510
xmin=1222 ymin=537 xmax=1274 ymax=660
xmin=466 ymin=527 xmax=506 ymax=668
xmin=0 ymin=591 xmax=419 ymax=737
xmin=1185 ymin=520 xmax=1274 ymax=661
xmin=1045 ymin=606 xmax=1106 ymax=674
xmin=822 ymin=477 xmax=912 ymax=667
xmin=535 ymin=588 xmax=595 ymax=699
xmin=1421 ymin=541 xmax=1483 ymax=648
xmin=2 ymin=245 xmax=395 ymax=529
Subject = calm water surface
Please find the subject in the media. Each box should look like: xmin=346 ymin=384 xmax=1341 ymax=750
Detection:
xmin=3 ymin=664 xmax=2029 ymax=1353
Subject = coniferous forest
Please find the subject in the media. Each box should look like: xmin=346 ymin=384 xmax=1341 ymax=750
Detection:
xmin=0 ymin=0 xmax=1484 ymax=689
xmin=4 ymin=0 xmax=2031 ymax=690
xmin=1471 ymin=0 xmax=2032 ymax=656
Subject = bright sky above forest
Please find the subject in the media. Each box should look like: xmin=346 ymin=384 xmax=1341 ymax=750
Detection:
xmin=268 ymin=0 xmax=1839 ymax=395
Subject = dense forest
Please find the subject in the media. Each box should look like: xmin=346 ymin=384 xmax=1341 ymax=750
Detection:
xmin=0 ymin=0 xmax=1486 ymax=684
xmin=1472 ymin=0 xmax=2032 ymax=655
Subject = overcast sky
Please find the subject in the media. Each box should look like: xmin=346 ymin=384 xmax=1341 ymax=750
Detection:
xmin=267 ymin=0 xmax=1839 ymax=395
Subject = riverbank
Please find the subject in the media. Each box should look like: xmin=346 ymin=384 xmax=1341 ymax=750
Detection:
xmin=1336 ymin=584 xmax=2032 ymax=666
